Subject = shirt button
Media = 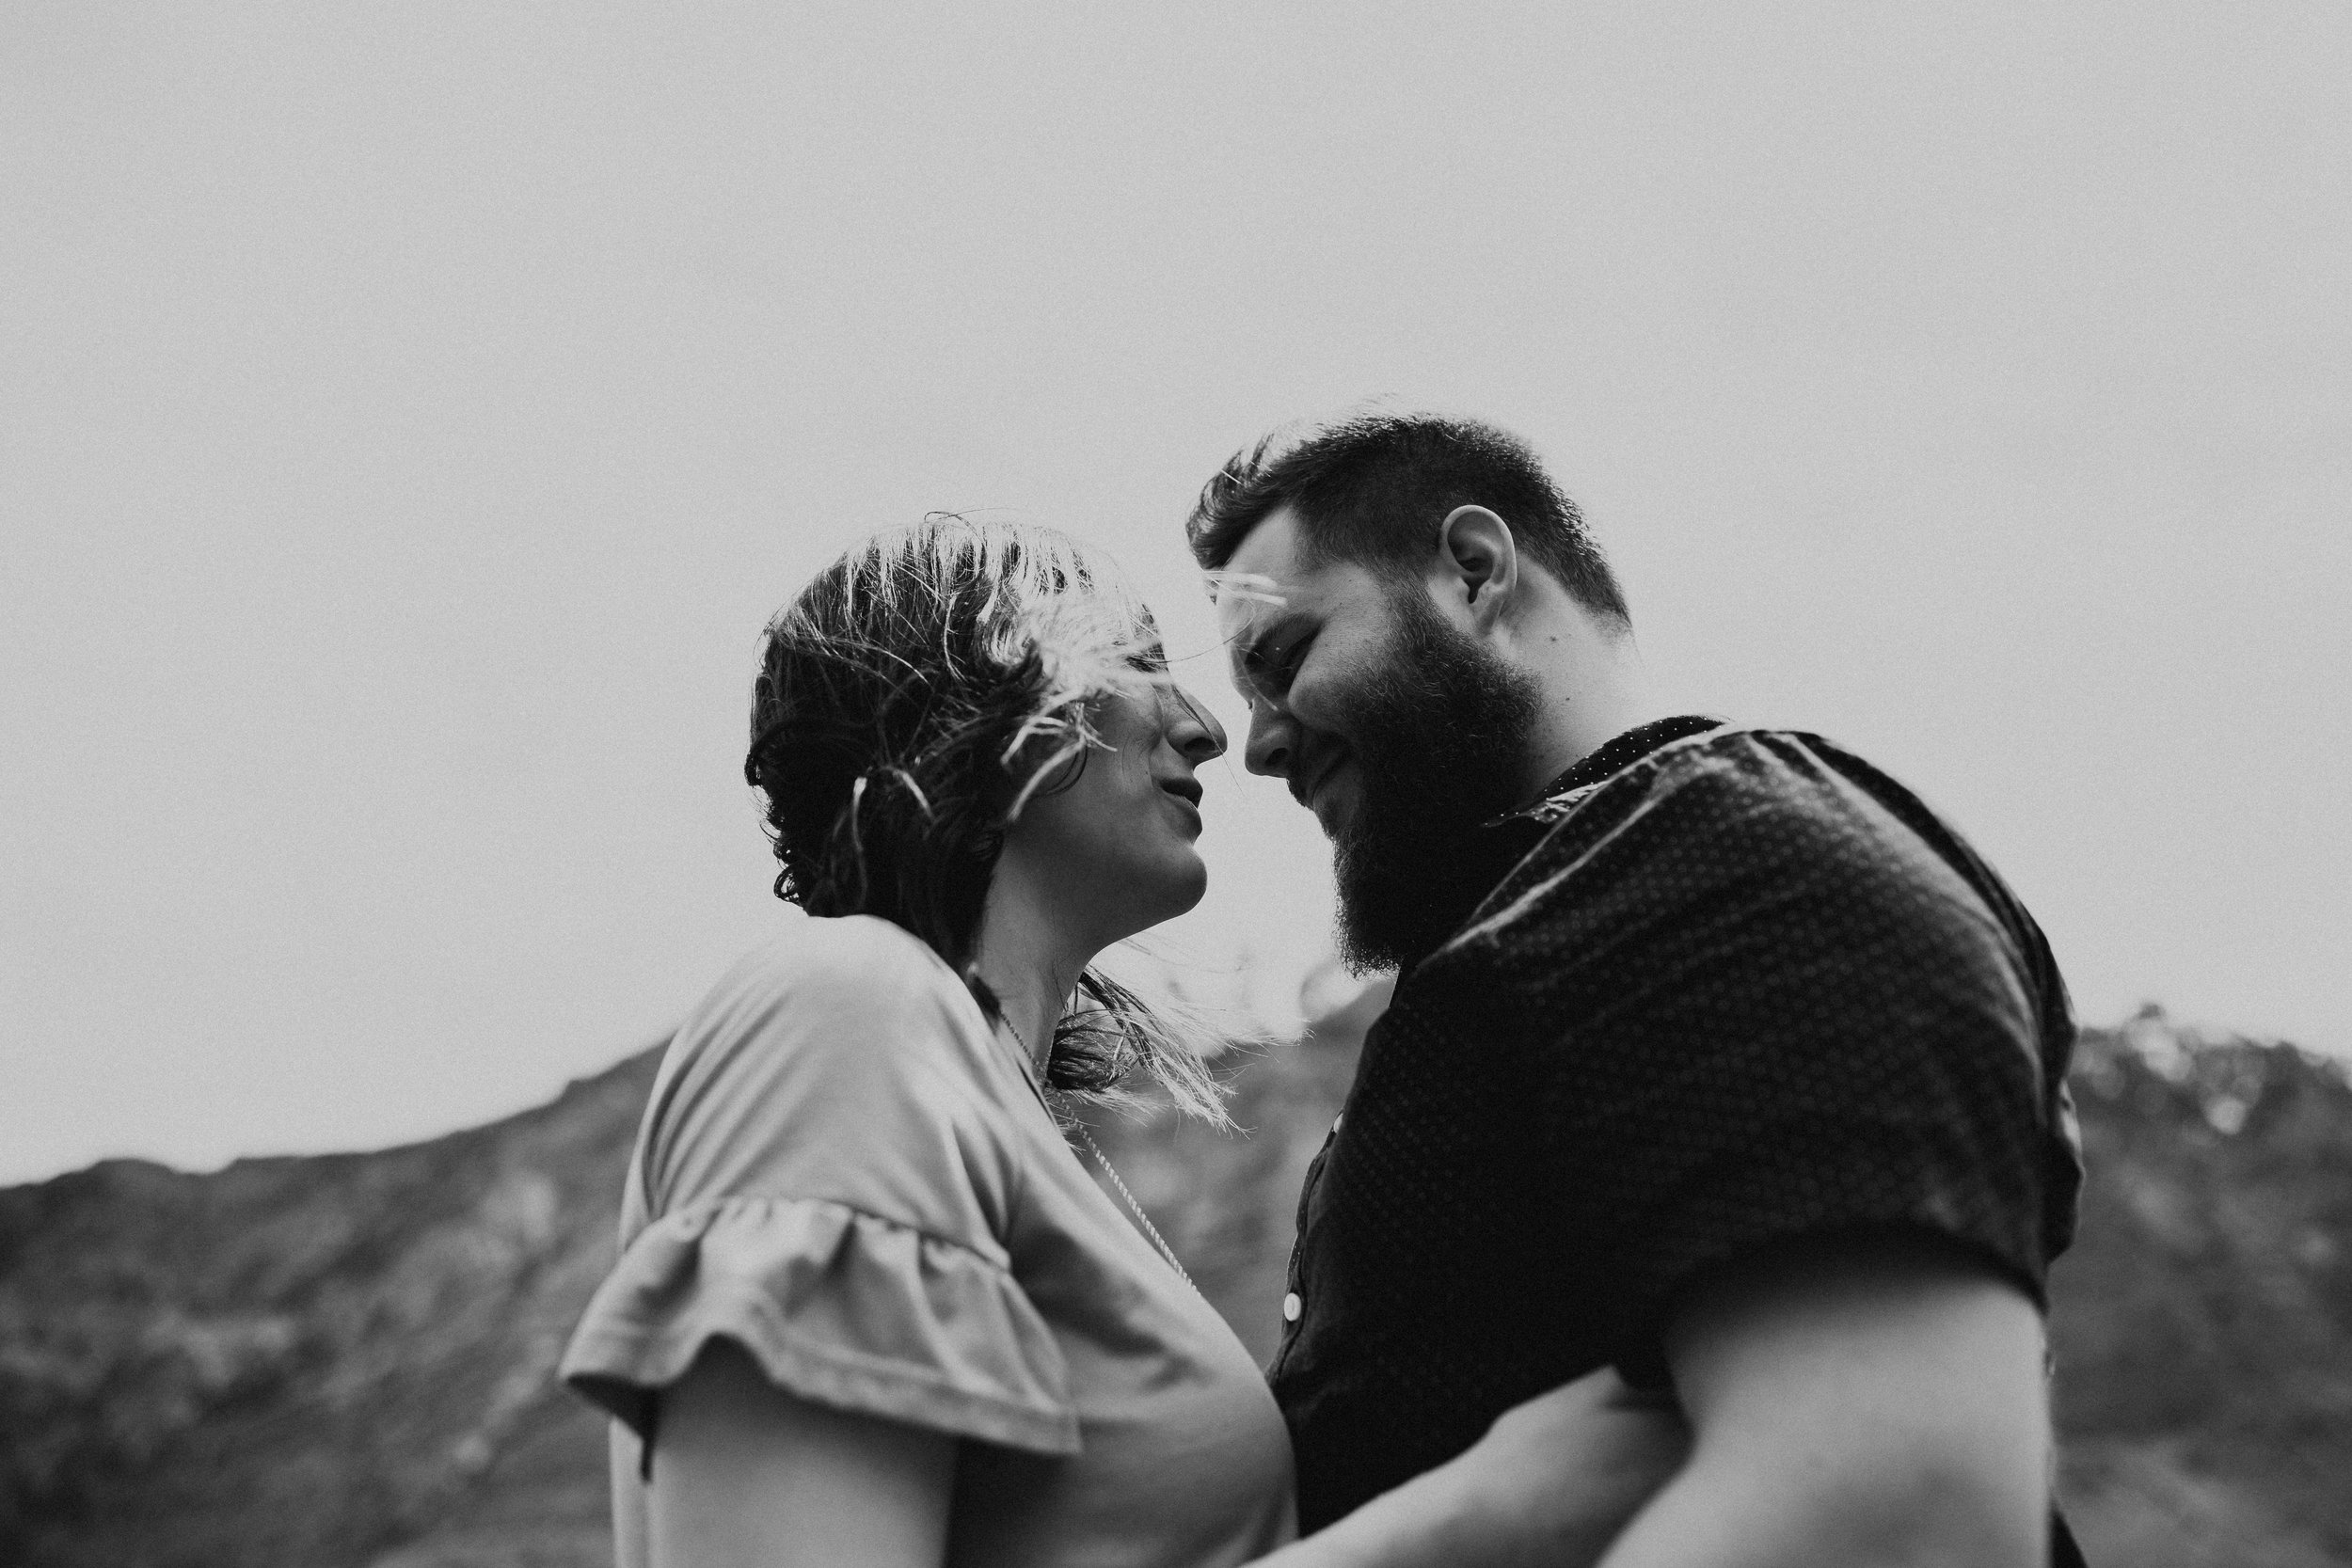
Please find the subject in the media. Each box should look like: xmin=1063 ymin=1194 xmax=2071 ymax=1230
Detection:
xmin=1331 ymin=1115 xmax=1343 ymax=1132
xmin=1282 ymin=1291 xmax=1302 ymax=1323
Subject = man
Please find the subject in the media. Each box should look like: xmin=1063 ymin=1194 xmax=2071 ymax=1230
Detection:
xmin=1189 ymin=412 xmax=2087 ymax=1566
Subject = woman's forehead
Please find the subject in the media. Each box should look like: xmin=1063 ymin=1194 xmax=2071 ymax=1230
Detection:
xmin=1076 ymin=587 xmax=1162 ymax=657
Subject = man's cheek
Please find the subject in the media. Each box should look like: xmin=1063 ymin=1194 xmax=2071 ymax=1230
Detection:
xmin=1292 ymin=675 xmax=1359 ymax=744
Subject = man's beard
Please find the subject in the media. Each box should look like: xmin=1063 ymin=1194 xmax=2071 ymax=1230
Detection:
xmin=1327 ymin=592 xmax=1543 ymax=974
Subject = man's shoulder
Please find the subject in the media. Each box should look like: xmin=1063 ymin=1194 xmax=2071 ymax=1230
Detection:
xmin=1585 ymin=723 xmax=1896 ymax=801
xmin=1445 ymin=726 xmax=2022 ymax=977
xmin=1510 ymin=726 xmax=1932 ymax=877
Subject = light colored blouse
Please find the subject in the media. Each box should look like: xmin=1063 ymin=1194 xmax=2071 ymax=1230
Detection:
xmin=561 ymin=914 xmax=1296 ymax=1567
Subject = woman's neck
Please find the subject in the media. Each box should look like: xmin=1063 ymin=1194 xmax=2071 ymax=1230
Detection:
xmin=971 ymin=873 xmax=1094 ymax=1078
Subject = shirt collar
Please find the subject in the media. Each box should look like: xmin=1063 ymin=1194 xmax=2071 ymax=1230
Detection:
xmin=1488 ymin=714 xmax=1728 ymax=830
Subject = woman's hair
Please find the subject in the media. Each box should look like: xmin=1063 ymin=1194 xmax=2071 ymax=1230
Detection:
xmin=746 ymin=515 xmax=1228 ymax=1121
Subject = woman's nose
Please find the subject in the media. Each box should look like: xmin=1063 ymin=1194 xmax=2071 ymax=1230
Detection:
xmin=1165 ymin=685 xmax=1227 ymax=764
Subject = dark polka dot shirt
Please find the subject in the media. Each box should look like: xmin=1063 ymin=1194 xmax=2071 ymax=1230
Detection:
xmin=1270 ymin=717 xmax=2086 ymax=1547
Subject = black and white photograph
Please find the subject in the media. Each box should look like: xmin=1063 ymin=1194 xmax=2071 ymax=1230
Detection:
xmin=5 ymin=5 xmax=2347 ymax=1565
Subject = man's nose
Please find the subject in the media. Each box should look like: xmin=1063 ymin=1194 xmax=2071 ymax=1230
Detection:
xmin=1243 ymin=702 xmax=1294 ymax=780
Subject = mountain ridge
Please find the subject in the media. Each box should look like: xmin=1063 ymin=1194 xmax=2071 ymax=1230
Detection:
xmin=6 ymin=1001 xmax=2348 ymax=1567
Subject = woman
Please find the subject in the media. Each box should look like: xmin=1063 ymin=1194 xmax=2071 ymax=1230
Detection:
xmin=560 ymin=517 xmax=1680 ymax=1567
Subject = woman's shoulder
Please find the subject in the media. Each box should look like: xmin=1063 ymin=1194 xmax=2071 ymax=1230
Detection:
xmin=636 ymin=915 xmax=1012 ymax=1218
xmin=708 ymin=914 xmax=979 ymax=1037
xmin=570 ymin=927 xmax=1080 ymax=1463
xmin=656 ymin=914 xmax=999 ymax=1135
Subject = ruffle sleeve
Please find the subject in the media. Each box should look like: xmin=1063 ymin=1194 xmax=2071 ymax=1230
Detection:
xmin=560 ymin=1193 xmax=1080 ymax=1455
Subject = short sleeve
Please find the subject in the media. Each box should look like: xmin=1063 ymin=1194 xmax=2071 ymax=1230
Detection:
xmin=1450 ymin=733 xmax=2069 ymax=1376
xmin=558 ymin=916 xmax=1079 ymax=1454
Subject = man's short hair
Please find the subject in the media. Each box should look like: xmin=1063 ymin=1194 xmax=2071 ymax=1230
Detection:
xmin=1185 ymin=411 xmax=1631 ymax=626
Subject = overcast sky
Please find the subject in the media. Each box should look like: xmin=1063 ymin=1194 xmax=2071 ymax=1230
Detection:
xmin=5 ymin=3 xmax=2346 ymax=1184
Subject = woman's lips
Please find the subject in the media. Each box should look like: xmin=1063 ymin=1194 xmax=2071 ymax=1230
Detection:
xmin=1159 ymin=780 xmax=1204 ymax=832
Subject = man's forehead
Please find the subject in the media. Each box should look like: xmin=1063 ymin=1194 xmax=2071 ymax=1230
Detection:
xmin=1209 ymin=568 xmax=1293 ymax=641
xmin=1223 ymin=505 xmax=1312 ymax=578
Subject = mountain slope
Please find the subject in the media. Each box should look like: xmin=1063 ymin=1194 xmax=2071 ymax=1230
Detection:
xmin=2047 ymin=1011 xmax=2352 ymax=1564
xmin=5 ymin=1001 xmax=2348 ymax=1567
xmin=0 ymin=1048 xmax=659 ymax=1568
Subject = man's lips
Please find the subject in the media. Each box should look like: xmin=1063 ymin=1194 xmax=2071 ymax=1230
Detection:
xmin=1291 ymin=753 xmax=1346 ymax=813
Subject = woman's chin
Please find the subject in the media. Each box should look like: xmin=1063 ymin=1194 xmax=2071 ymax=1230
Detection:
xmin=1169 ymin=861 xmax=1210 ymax=919
xmin=1117 ymin=856 xmax=1210 ymax=937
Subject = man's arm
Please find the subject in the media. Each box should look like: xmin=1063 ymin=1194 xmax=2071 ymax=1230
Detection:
xmin=1597 ymin=1232 xmax=2053 ymax=1568
xmin=1263 ymin=1370 xmax=1690 ymax=1568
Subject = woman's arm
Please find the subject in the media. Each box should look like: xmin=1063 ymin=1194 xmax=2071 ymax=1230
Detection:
xmin=610 ymin=1421 xmax=647 ymax=1568
xmin=1259 ymin=1369 xmax=1691 ymax=1568
xmin=644 ymin=1340 xmax=957 ymax=1568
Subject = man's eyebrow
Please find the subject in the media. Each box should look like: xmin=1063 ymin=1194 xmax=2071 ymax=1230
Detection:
xmin=1208 ymin=570 xmax=1292 ymax=675
xmin=1205 ymin=567 xmax=1286 ymax=609
xmin=1230 ymin=614 xmax=1307 ymax=685
xmin=1232 ymin=619 xmax=1279 ymax=673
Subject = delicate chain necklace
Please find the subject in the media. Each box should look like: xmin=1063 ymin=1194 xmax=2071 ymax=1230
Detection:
xmin=999 ymin=1013 xmax=1198 ymax=1292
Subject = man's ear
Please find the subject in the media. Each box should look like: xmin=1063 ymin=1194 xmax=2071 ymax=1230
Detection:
xmin=1435 ymin=505 xmax=1519 ymax=631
